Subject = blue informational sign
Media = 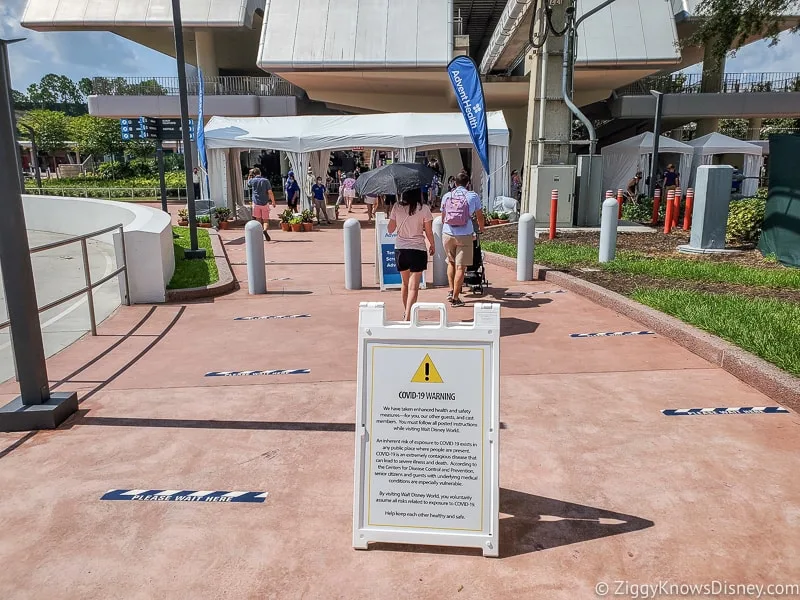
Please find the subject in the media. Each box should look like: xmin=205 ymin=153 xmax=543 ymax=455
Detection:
xmin=447 ymin=56 xmax=490 ymax=189
xmin=376 ymin=217 xmax=425 ymax=291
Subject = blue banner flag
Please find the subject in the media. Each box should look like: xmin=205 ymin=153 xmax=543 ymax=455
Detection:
xmin=197 ymin=68 xmax=209 ymax=196
xmin=447 ymin=56 xmax=489 ymax=175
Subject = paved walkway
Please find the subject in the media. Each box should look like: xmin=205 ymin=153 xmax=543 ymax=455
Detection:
xmin=1 ymin=206 xmax=798 ymax=599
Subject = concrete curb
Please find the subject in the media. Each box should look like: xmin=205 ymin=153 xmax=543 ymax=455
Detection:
xmin=166 ymin=230 xmax=237 ymax=302
xmin=483 ymin=250 xmax=800 ymax=410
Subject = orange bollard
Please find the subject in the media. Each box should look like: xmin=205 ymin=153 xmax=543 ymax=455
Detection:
xmin=683 ymin=188 xmax=694 ymax=231
xmin=673 ymin=187 xmax=682 ymax=228
xmin=617 ymin=188 xmax=624 ymax=219
xmin=651 ymin=188 xmax=661 ymax=225
xmin=663 ymin=190 xmax=675 ymax=234
xmin=549 ymin=189 xmax=558 ymax=240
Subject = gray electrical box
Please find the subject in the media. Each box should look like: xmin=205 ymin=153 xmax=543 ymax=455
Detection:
xmin=526 ymin=165 xmax=577 ymax=227
xmin=576 ymin=155 xmax=603 ymax=227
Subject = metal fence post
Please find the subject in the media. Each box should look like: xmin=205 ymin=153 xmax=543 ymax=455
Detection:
xmin=80 ymin=238 xmax=98 ymax=335
xmin=432 ymin=216 xmax=447 ymax=287
xmin=118 ymin=225 xmax=131 ymax=306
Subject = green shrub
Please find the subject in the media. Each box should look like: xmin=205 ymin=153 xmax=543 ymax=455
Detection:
xmin=163 ymin=153 xmax=185 ymax=172
xmin=128 ymin=158 xmax=158 ymax=177
xmin=96 ymin=161 xmax=132 ymax=180
xmin=621 ymin=196 xmax=666 ymax=223
xmin=727 ymin=197 xmax=766 ymax=243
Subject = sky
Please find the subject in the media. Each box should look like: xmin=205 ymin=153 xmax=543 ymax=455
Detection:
xmin=2 ymin=0 xmax=800 ymax=91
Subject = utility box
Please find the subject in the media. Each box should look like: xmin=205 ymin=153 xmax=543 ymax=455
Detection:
xmin=526 ymin=165 xmax=577 ymax=227
xmin=576 ymin=155 xmax=603 ymax=227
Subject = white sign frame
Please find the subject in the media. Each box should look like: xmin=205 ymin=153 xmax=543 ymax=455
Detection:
xmin=375 ymin=216 xmax=427 ymax=291
xmin=353 ymin=302 xmax=500 ymax=557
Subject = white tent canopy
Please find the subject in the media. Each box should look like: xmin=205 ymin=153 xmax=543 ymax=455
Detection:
xmin=686 ymin=133 xmax=763 ymax=197
xmin=601 ymin=132 xmax=693 ymax=196
xmin=203 ymin=112 xmax=510 ymax=214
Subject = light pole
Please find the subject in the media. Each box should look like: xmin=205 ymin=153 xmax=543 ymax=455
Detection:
xmin=171 ymin=0 xmax=206 ymax=259
xmin=0 ymin=39 xmax=77 ymax=431
xmin=648 ymin=90 xmax=664 ymax=199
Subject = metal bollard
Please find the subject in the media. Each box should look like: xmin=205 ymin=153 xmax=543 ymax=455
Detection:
xmin=684 ymin=188 xmax=695 ymax=231
xmin=599 ymin=198 xmax=619 ymax=263
xmin=432 ymin=216 xmax=448 ymax=287
xmin=517 ymin=213 xmax=536 ymax=281
xmin=651 ymin=188 xmax=661 ymax=225
xmin=245 ymin=220 xmax=267 ymax=295
xmin=616 ymin=188 xmax=624 ymax=220
xmin=344 ymin=218 xmax=362 ymax=290
xmin=673 ymin=187 xmax=682 ymax=228
xmin=549 ymin=190 xmax=558 ymax=240
xmin=664 ymin=190 xmax=675 ymax=234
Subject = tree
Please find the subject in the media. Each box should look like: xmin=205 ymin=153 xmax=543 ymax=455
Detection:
xmin=11 ymin=89 xmax=27 ymax=105
xmin=719 ymin=118 xmax=749 ymax=139
xmin=17 ymin=110 xmax=71 ymax=154
xmin=26 ymin=82 xmax=56 ymax=106
xmin=688 ymin=0 xmax=800 ymax=91
xmin=38 ymin=74 xmax=84 ymax=104
xmin=78 ymin=77 xmax=94 ymax=98
xmin=69 ymin=115 xmax=124 ymax=158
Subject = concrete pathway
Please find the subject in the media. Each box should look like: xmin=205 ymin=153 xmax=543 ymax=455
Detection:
xmin=0 ymin=206 xmax=798 ymax=599
xmin=0 ymin=231 xmax=122 ymax=385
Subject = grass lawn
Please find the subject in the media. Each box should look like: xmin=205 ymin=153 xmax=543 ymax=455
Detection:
xmin=483 ymin=241 xmax=800 ymax=290
xmin=168 ymin=226 xmax=219 ymax=290
xmin=631 ymin=289 xmax=800 ymax=377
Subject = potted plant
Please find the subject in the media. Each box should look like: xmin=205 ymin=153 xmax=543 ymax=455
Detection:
xmin=488 ymin=211 xmax=500 ymax=226
xmin=279 ymin=208 xmax=293 ymax=232
xmin=177 ymin=208 xmax=189 ymax=226
xmin=290 ymin=215 xmax=303 ymax=232
xmin=214 ymin=206 xmax=232 ymax=229
xmin=197 ymin=215 xmax=212 ymax=228
xmin=301 ymin=209 xmax=314 ymax=232
xmin=497 ymin=212 xmax=509 ymax=225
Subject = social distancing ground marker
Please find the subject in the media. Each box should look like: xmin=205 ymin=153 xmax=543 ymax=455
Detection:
xmin=205 ymin=369 xmax=310 ymax=377
xmin=662 ymin=407 xmax=789 ymax=416
xmin=570 ymin=331 xmax=655 ymax=338
xmin=101 ymin=489 xmax=268 ymax=503
xmin=234 ymin=314 xmax=311 ymax=321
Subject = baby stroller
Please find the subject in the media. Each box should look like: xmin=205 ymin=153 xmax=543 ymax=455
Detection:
xmin=463 ymin=235 xmax=488 ymax=296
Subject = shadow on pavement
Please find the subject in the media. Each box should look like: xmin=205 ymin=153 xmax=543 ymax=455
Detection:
xmin=499 ymin=488 xmax=654 ymax=557
xmin=67 ymin=414 xmax=356 ymax=432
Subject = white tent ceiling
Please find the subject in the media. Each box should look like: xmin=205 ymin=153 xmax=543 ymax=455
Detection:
xmin=601 ymin=132 xmax=694 ymax=195
xmin=686 ymin=133 xmax=763 ymax=196
xmin=686 ymin=133 xmax=762 ymax=156
xmin=203 ymin=112 xmax=510 ymax=152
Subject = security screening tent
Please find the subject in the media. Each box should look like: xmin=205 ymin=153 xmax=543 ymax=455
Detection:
xmin=203 ymin=112 xmax=510 ymax=217
xmin=686 ymin=133 xmax=764 ymax=198
xmin=601 ymin=132 xmax=693 ymax=196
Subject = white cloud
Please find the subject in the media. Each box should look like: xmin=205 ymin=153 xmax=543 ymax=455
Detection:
xmin=1 ymin=0 xmax=175 ymax=91
xmin=726 ymin=32 xmax=800 ymax=73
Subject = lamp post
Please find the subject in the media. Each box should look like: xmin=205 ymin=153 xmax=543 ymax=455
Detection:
xmin=648 ymin=90 xmax=664 ymax=199
xmin=171 ymin=0 xmax=206 ymax=259
xmin=0 ymin=39 xmax=77 ymax=431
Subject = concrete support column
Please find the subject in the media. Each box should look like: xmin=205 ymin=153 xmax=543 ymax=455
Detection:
xmin=505 ymin=107 xmax=528 ymax=176
xmin=195 ymin=30 xmax=219 ymax=78
xmin=748 ymin=118 xmax=763 ymax=140
xmin=696 ymin=45 xmax=727 ymax=136
xmin=521 ymin=2 xmax=572 ymax=214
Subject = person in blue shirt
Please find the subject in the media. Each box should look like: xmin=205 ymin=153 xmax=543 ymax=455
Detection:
xmin=285 ymin=171 xmax=301 ymax=212
xmin=441 ymin=170 xmax=485 ymax=307
xmin=311 ymin=176 xmax=331 ymax=224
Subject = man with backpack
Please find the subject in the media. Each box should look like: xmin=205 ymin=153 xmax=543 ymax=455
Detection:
xmin=441 ymin=170 xmax=485 ymax=307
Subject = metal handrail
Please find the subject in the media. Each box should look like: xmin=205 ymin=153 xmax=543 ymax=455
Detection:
xmin=0 ymin=224 xmax=131 ymax=335
xmin=90 ymin=75 xmax=301 ymax=97
xmin=617 ymin=72 xmax=800 ymax=96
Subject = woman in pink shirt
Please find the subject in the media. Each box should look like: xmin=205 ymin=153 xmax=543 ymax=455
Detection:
xmin=388 ymin=188 xmax=435 ymax=320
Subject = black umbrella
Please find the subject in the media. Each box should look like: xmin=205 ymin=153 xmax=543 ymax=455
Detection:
xmin=354 ymin=162 xmax=436 ymax=197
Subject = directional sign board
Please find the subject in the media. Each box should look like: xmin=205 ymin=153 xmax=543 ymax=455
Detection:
xmin=119 ymin=117 xmax=194 ymax=141
xmin=376 ymin=217 xmax=425 ymax=291
xmin=353 ymin=302 xmax=500 ymax=556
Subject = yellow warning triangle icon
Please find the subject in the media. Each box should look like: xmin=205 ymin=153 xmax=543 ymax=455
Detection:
xmin=411 ymin=354 xmax=443 ymax=384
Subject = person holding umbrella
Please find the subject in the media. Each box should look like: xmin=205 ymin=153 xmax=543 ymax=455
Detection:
xmin=388 ymin=189 xmax=434 ymax=321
